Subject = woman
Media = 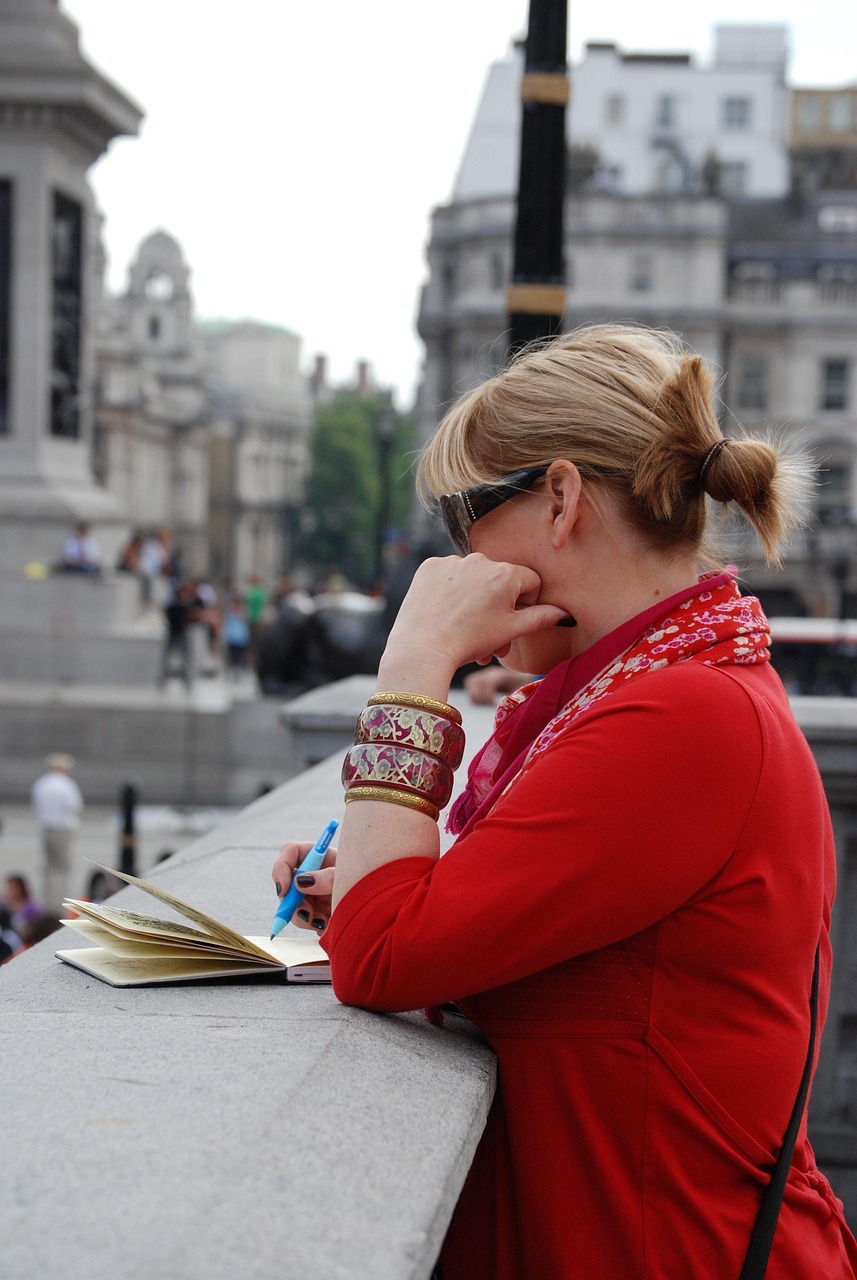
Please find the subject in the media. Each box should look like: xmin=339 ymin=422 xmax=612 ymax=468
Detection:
xmin=273 ymin=325 xmax=857 ymax=1278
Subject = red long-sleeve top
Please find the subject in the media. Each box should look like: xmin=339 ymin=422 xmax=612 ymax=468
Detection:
xmin=322 ymin=660 xmax=857 ymax=1279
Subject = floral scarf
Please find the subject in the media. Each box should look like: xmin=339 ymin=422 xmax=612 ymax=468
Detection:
xmin=447 ymin=573 xmax=771 ymax=838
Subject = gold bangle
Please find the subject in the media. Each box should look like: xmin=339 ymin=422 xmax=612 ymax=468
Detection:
xmin=344 ymin=785 xmax=439 ymax=821
xmin=368 ymin=691 xmax=462 ymax=726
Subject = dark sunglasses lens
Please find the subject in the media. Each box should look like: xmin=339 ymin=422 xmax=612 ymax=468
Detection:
xmin=439 ymin=495 xmax=470 ymax=555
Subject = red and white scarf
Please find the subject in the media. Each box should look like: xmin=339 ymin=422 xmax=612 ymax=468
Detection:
xmin=447 ymin=573 xmax=771 ymax=838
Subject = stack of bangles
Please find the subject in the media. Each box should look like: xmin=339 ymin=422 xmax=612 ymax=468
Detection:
xmin=342 ymin=691 xmax=466 ymax=821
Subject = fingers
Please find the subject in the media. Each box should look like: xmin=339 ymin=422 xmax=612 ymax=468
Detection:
xmin=292 ymin=867 xmax=335 ymax=897
xmin=271 ymin=843 xmax=337 ymax=896
xmin=272 ymin=840 xmax=313 ymax=894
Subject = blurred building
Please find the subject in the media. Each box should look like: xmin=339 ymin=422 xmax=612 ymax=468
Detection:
xmin=93 ymin=229 xmax=210 ymax=573
xmin=791 ymin=83 xmax=857 ymax=192
xmin=200 ymin=318 xmax=309 ymax=584
xmin=415 ymin=24 xmax=857 ymax=621
xmin=94 ymin=232 xmax=311 ymax=584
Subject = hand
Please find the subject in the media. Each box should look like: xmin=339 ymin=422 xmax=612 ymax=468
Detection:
xmin=382 ymin=555 xmax=569 ymax=686
xmin=271 ymin=840 xmax=337 ymax=934
xmin=464 ymin=667 xmax=530 ymax=705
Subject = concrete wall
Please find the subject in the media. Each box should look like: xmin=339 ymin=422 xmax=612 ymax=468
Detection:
xmin=1 ymin=753 xmax=496 ymax=1280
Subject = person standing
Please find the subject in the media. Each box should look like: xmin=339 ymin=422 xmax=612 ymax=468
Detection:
xmin=31 ymin=755 xmax=83 ymax=910
xmin=243 ymin=574 xmax=269 ymax=661
xmin=157 ymin=580 xmax=202 ymax=688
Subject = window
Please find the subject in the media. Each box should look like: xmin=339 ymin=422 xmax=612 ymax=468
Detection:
xmin=798 ymin=94 xmax=822 ymax=131
xmin=830 ymin=94 xmax=852 ymax=133
xmin=817 ymin=263 xmax=857 ymax=304
xmin=737 ymin=355 xmax=769 ymax=411
xmin=148 ymin=315 xmax=161 ymax=340
xmin=145 ymin=272 xmax=173 ymax=301
xmin=719 ymin=161 xmax=748 ymax=197
xmin=655 ymin=95 xmax=676 ymax=128
xmin=605 ymin=94 xmax=625 ymax=125
xmin=724 ymin=97 xmax=751 ymax=128
xmin=629 ymin=253 xmax=652 ymax=292
xmin=819 ymin=206 xmax=857 ymax=233
xmin=821 ymin=359 xmax=850 ymax=411
xmin=489 ymin=252 xmax=504 ymax=292
xmin=0 ymin=180 xmax=10 ymax=435
xmin=50 ymin=191 xmax=83 ymax=439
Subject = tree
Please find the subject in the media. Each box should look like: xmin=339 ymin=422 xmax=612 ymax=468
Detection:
xmin=297 ymin=392 xmax=414 ymax=588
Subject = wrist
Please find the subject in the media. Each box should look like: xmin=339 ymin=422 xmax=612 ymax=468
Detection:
xmin=376 ymin=641 xmax=457 ymax=702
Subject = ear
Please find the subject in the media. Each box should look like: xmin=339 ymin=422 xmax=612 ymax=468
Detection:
xmin=546 ymin=460 xmax=582 ymax=549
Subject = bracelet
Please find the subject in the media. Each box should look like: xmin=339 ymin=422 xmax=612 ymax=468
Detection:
xmin=344 ymin=786 xmax=439 ymax=821
xmin=342 ymin=743 xmax=454 ymax=809
xmin=355 ymin=704 xmax=465 ymax=770
xmin=368 ymin=691 xmax=462 ymax=726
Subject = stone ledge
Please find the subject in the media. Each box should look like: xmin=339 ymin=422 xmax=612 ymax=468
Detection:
xmin=1 ymin=742 xmax=496 ymax=1280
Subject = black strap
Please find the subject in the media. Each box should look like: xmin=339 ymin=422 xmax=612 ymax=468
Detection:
xmin=739 ymin=942 xmax=821 ymax=1279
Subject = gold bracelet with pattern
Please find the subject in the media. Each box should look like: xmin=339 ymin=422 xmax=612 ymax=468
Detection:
xmin=355 ymin=703 xmax=465 ymax=770
xmin=368 ymin=691 xmax=462 ymax=726
xmin=344 ymin=785 xmax=439 ymax=821
xmin=342 ymin=743 xmax=454 ymax=809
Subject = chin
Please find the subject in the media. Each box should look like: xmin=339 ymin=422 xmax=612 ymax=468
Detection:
xmin=503 ymin=630 xmax=575 ymax=677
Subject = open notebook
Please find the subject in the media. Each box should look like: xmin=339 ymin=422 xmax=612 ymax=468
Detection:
xmin=55 ymin=865 xmax=330 ymax=987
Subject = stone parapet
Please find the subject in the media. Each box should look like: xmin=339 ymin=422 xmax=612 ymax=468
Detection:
xmin=1 ymin=752 xmax=495 ymax=1280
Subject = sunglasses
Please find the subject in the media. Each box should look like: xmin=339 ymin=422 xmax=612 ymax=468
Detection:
xmin=439 ymin=465 xmax=549 ymax=556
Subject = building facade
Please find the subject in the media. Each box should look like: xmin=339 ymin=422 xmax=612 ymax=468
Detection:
xmin=93 ymin=231 xmax=312 ymax=586
xmin=416 ymin=28 xmax=857 ymax=621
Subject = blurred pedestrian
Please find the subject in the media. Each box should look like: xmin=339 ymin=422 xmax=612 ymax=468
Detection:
xmin=157 ymin=580 xmax=202 ymax=688
xmin=244 ymin=574 xmax=269 ymax=659
xmin=30 ymin=757 xmax=83 ymax=910
xmin=3 ymin=874 xmax=42 ymax=937
xmin=0 ymin=905 xmax=23 ymax=963
xmin=60 ymin=523 xmax=101 ymax=575
xmin=222 ymin=596 xmax=251 ymax=678
xmin=138 ymin=528 xmax=169 ymax=606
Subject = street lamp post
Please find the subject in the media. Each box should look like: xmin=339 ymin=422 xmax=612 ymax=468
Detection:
xmin=374 ymin=405 xmax=396 ymax=586
xmin=506 ymin=0 xmax=569 ymax=357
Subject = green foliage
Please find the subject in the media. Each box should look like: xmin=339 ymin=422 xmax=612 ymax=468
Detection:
xmin=296 ymin=393 xmax=415 ymax=588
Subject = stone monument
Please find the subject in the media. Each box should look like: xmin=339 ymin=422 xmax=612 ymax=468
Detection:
xmin=0 ymin=0 xmax=142 ymax=571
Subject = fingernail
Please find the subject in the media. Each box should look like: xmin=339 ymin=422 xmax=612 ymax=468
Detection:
xmin=297 ymin=909 xmax=310 ymax=922
xmin=556 ymin=615 xmax=577 ymax=628
xmin=311 ymin=918 xmax=326 ymax=931
xmin=275 ymin=881 xmax=282 ymax=895
xmin=295 ymin=873 xmax=316 ymax=888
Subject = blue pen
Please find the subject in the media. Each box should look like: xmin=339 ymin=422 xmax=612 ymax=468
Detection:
xmin=270 ymin=819 xmax=339 ymax=938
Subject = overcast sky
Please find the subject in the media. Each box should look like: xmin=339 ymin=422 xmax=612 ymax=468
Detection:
xmin=61 ymin=0 xmax=857 ymax=408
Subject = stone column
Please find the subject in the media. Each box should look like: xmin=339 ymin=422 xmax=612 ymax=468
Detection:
xmin=0 ymin=0 xmax=142 ymax=570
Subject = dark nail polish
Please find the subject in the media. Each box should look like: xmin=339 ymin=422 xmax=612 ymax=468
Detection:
xmin=297 ymin=909 xmax=310 ymax=922
xmin=556 ymin=615 xmax=577 ymax=628
xmin=311 ymin=918 xmax=326 ymax=931
xmin=275 ymin=881 xmax=282 ymax=895
xmin=295 ymin=873 xmax=316 ymax=888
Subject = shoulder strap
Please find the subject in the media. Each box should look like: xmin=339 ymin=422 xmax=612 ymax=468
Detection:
xmin=739 ymin=942 xmax=821 ymax=1280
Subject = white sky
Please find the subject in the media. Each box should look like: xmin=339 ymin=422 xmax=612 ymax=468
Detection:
xmin=60 ymin=0 xmax=857 ymax=408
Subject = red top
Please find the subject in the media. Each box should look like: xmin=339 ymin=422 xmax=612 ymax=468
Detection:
xmin=323 ymin=660 xmax=857 ymax=1278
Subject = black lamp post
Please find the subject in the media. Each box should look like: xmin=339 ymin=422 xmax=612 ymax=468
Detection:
xmin=507 ymin=0 xmax=569 ymax=358
xmin=118 ymin=779 xmax=138 ymax=877
xmin=374 ymin=405 xmax=396 ymax=585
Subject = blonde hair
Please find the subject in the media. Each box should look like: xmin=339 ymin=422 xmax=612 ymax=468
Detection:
xmin=418 ymin=324 xmax=811 ymax=565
